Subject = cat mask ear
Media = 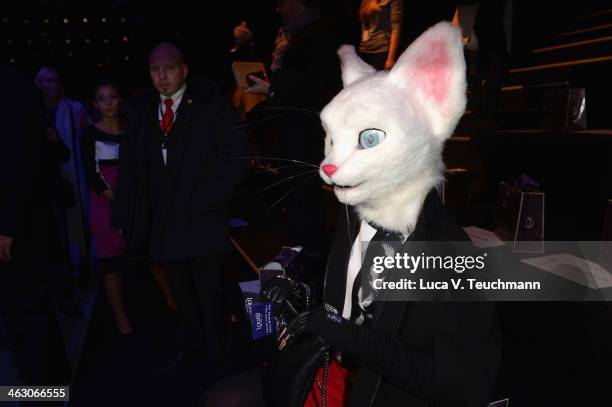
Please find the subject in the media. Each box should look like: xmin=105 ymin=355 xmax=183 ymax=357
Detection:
xmin=337 ymin=45 xmax=376 ymax=87
xmin=388 ymin=22 xmax=466 ymax=139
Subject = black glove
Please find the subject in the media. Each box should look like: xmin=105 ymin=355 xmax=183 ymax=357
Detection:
xmin=261 ymin=275 xmax=312 ymax=321
xmin=277 ymin=304 xmax=362 ymax=353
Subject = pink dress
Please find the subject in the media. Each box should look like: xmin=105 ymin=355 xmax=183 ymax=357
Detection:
xmin=81 ymin=125 xmax=126 ymax=259
xmin=89 ymin=164 xmax=126 ymax=258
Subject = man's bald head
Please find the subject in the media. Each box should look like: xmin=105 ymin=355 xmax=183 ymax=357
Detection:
xmin=149 ymin=42 xmax=184 ymax=65
xmin=149 ymin=42 xmax=189 ymax=97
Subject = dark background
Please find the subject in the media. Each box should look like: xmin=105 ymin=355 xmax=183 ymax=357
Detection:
xmin=2 ymin=0 xmax=609 ymax=100
xmin=1 ymin=2 xmax=611 ymax=405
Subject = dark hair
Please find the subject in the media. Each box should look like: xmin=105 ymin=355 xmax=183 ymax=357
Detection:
xmin=93 ymin=78 xmax=122 ymax=99
xmin=91 ymin=78 xmax=125 ymax=124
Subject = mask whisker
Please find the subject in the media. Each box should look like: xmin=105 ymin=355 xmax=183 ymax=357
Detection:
xmin=242 ymin=106 xmax=321 ymax=116
xmin=232 ymin=112 xmax=296 ymax=130
xmin=255 ymin=163 xmax=316 ymax=173
xmin=251 ymin=170 xmax=320 ymax=197
xmin=266 ymin=174 xmax=318 ymax=211
xmin=228 ymin=156 xmax=319 ymax=169
xmin=343 ymin=192 xmax=352 ymax=244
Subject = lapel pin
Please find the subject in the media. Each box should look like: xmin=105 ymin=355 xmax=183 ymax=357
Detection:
xmin=187 ymin=98 xmax=193 ymax=104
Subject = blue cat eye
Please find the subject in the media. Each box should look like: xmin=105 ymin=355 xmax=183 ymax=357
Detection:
xmin=358 ymin=128 xmax=386 ymax=149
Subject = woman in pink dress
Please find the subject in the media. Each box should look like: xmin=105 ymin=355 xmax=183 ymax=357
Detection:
xmin=81 ymin=81 xmax=132 ymax=335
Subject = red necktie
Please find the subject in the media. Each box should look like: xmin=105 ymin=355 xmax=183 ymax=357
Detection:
xmin=160 ymin=98 xmax=174 ymax=135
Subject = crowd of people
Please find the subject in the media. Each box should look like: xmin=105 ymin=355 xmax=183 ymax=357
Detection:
xmin=0 ymin=0 xmax=400 ymax=388
xmin=0 ymin=1 xmax=507 ymax=405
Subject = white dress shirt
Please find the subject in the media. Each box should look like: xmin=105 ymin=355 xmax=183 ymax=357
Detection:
xmin=158 ymin=84 xmax=186 ymax=164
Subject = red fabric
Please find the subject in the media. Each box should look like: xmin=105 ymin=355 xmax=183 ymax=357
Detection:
xmin=160 ymin=98 xmax=174 ymax=134
xmin=304 ymin=358 xmax=352 ymax=407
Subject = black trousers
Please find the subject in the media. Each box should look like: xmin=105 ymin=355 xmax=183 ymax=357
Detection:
xmin=200 ymin=367 xmax=264 ymax=407
xmin=167 ymin=255 xmax=225 ymax=359
xmin=0 ymin=258 xmax=71 ymax=384
xmin=0 ymin=206 xmax=72 ymax=385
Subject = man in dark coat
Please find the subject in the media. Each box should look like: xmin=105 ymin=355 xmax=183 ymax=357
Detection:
xmin=0 ymin=64 xmax=72 ymax=385
xmin=114 ymin=43 xmax=249 ymax=371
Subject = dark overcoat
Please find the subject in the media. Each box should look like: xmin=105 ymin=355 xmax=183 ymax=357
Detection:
xmin=114 ymin=78 xmax=249 ymax=263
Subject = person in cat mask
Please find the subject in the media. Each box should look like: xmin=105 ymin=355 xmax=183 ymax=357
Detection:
xmin=113 ymin=43 xmax=249 ymax=374
xmin=203 ymin=22 xmax=500 ymax=407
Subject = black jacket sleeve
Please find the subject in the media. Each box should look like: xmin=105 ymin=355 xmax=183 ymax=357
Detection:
xmin=112 ymin=99 xmax=144 ymax=233
xmin=0 ymin=67 xmax=44 ymax=237
xmin=80 ymin=127 xmax=111 ymax=196
xmin=47 ymin=134 xmax=70 ymax=165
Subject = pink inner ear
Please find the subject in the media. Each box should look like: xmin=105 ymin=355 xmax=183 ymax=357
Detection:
xmin=413 ymin=40 xmax=450 ymax=107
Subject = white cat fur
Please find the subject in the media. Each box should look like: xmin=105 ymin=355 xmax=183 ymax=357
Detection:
xmin=319 ymin=22 xmax=466 ymax=235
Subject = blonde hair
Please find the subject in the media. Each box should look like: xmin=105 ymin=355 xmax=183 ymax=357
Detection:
xmin=359 ymin=0 xmax=381 ymax=22
xmin=34 ymin=66 xmax=60 ymax=89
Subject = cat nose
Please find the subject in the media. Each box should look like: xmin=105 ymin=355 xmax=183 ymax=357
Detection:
xmin=322 ymin=164 xmax=338 ymax=177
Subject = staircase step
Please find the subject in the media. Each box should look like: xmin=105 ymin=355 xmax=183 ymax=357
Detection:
xmin=506 ymin=56 xmax=612 ymax=85
xmin=514 ymin=35 xmax=612 ymax=67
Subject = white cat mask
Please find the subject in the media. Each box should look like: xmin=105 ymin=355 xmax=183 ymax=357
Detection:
xmin=319 ymin=22 xmax=466 ymax=235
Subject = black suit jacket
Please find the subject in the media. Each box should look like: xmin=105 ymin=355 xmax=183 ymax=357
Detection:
xmin=114 ymin=78 xmax=249 ymax=263
xmin=0 ymin=65 xmax=46 ymax=259
xmin=323 ymin=191 xmax=501 ymax=406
